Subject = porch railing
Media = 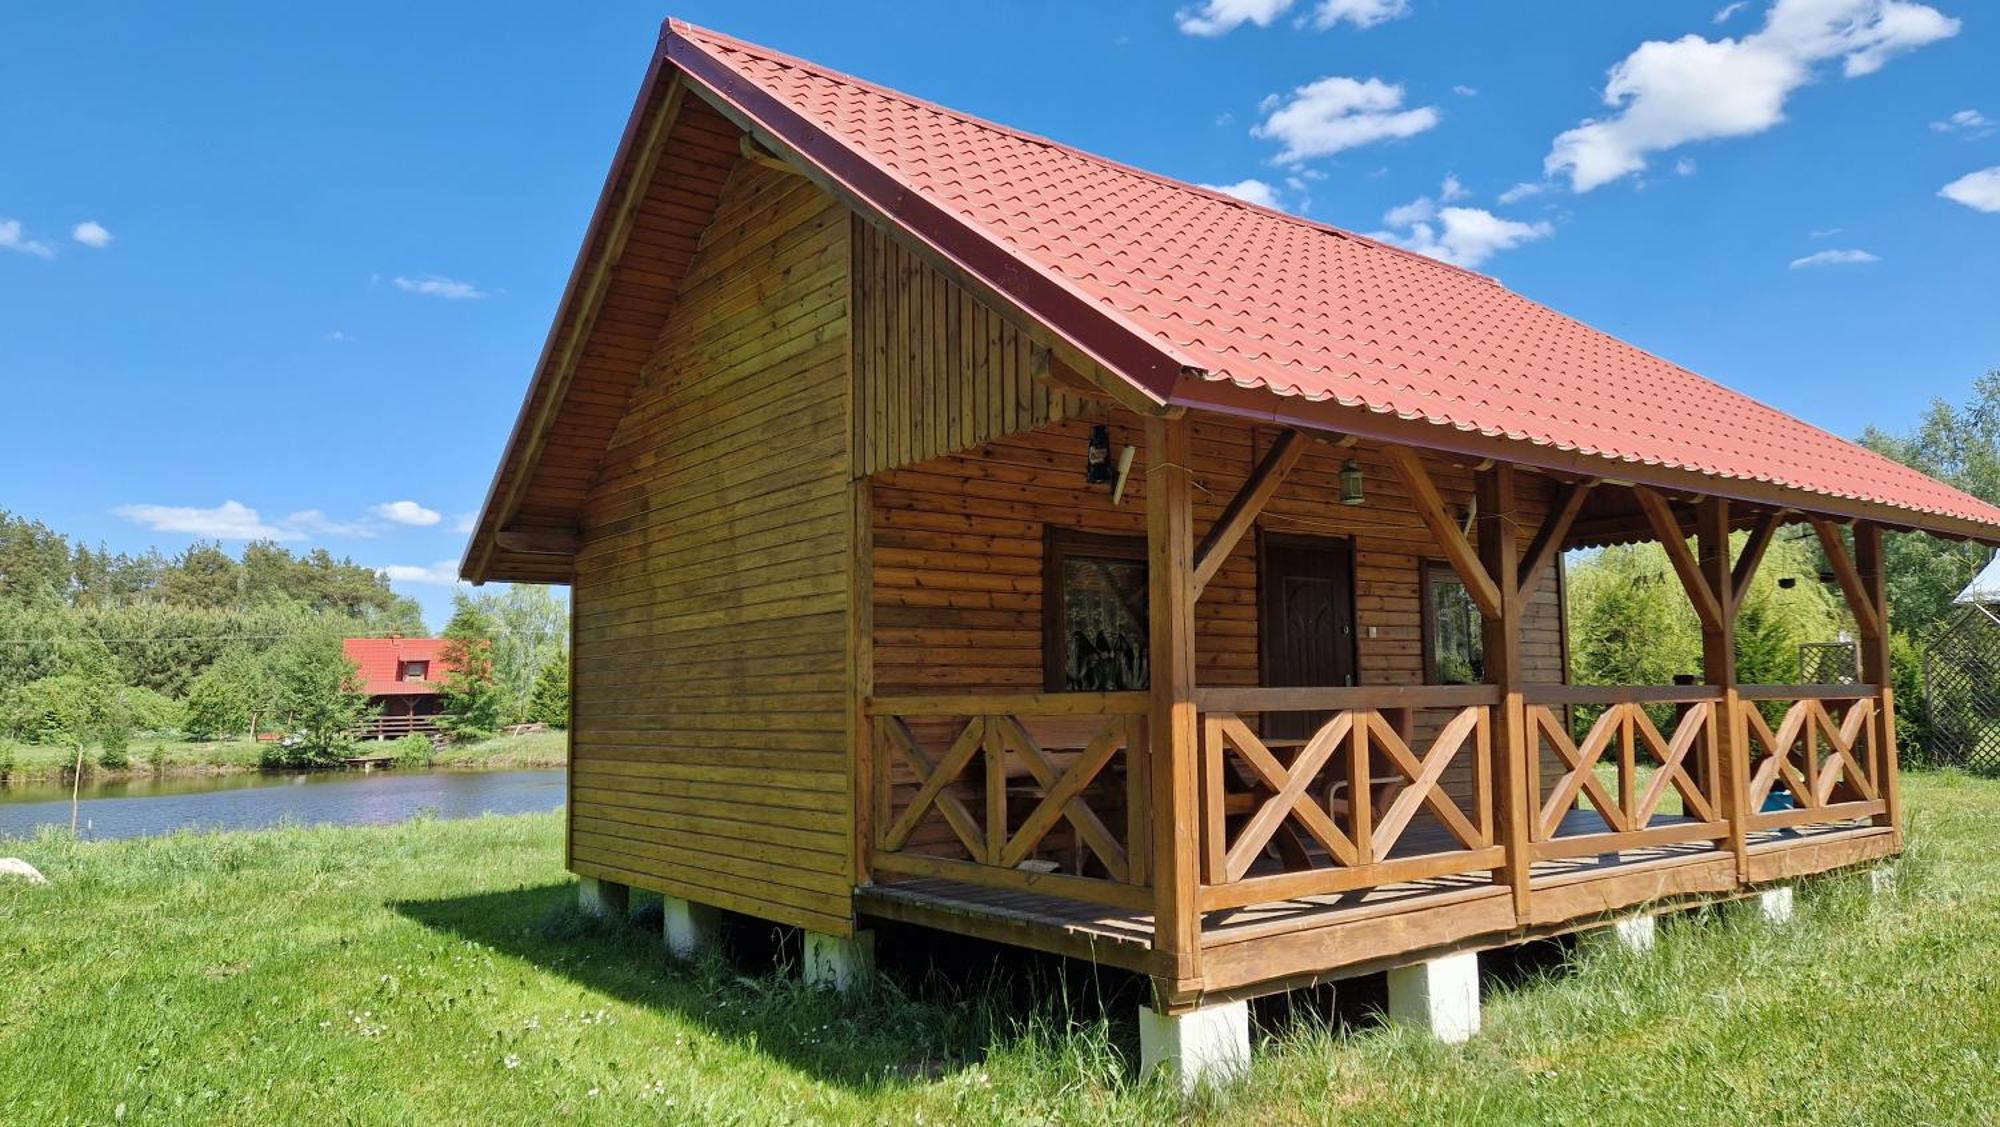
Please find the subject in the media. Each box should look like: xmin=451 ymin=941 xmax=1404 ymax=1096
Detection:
xmin=1738 ymin=684 xmax=1888 ymax=832
xmin=862 ymin=682 xmax=1893 ymax=929
xmin=1521 ymin=685 xmax=1729 ymax=861
xmin=1193 ymin=685 xmax=1504 ymax=911
xmin=865 ymin=692 xmax=1152 ymax=910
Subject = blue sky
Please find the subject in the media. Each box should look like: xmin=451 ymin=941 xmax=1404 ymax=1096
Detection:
xmin=3 ymin=1 xmax=1996 ymax=629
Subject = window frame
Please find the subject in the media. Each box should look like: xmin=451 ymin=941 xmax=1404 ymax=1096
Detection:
xmin=1419 ymin=558 xmax=1485 ymax=686
xmin=1041 ymin=527 xmax=1149 ymax=693
xmin=400 ymin=660 xmax=430 ymax=683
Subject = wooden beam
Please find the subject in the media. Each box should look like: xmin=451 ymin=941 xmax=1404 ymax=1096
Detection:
xmin=1028 ymin=345 xmax=1175 ymax=420
xmin=1729 ymin=508 xmax=1785 ymax=616
xmin=1634 ymin=486 xmax=1724 ymax=632
xmin=494 ymin=528 xmax=580 ymax=556
xmin=1385 ymin=445 xmax=1502 ymax=619
xmin=1810 ymin=517 xmax=1884 ymax=639
xmin=475 ymin=75 xmax=687 ymax=581
xmin=1191 ymin=429 xmax=1305 ymax=599
xmin=1475 ymin=463 xmax=1531 ymax=921
xmin=1517 ymin=478 xmax=1595 ymax=605
xmin=1146 ymin=415 xmax=1201 ymax=987
xmin=1852 ymin=522 xmax=1901 ymax=837
xmin=738 ymin=133 xmax=801 ymax=175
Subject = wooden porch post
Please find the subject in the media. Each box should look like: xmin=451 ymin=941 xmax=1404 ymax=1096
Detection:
xmin=1475 ymin=463 xmax=1531 ymax=920
xmin=1696 ymin=497 xmax=1750 ymax=881
xmin=1853 ymin=522 xmax=1902 ymax=841
xmin=1147 ymin=414 xmax=1202 ymax=988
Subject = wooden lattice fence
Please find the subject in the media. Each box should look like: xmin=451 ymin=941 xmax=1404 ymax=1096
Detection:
xmin=1923 ymin=604 xmax=2000 ymax=772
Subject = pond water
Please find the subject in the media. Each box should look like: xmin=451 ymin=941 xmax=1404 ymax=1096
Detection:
xmin=0 ymin=768 xmax=566 ymax=841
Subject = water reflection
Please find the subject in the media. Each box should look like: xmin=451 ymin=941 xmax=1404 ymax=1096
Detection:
xmin=0 ymin=769 xmax=566 ymax=841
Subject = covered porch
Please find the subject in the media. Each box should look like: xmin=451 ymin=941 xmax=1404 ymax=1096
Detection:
xmin=854 ymin=408 xmax=1904 ymax=1011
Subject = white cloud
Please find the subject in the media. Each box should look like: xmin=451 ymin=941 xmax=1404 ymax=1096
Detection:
xmin=1940 ymin=167 xmax=2000 ymax=213
xmin=1715 ymin=2 xmax=1749 ymax=22
xmin=1175 ymin=0 xmax=1293 ymax=35
xmin=1201 ymin=178 xmax=1285 ymax=209
xmin=1675 ymin=157 xmax=1699 ymax=175
xmin=324 ymin=329 xmax=352 ymax=342
xmin=1789 ymin=248 xmax=1880 ymax=268
xmin=282 ymin=510 xmax=379 ymax=537
xmin=71 ymin=220 xmax=112 ymax=248
xmin=450 ymin=512 xmax=479 ymax=534
xmin=392 ymin=274 xmax=486 ymax=299
xmin=1 ymin=219 xmax=55 ymax=259
xmin=1383 ymin=197 xmax=1437 ymax=227
xmin=1932 ymin=109 xmax=1992 ymax=136
xmin=1497 ymin=181 xmax=1547 ymax=204
xmin=1174 ymin=0 xmax=1409 ymax=34
xmin=1546 ymin=0 xmax=1960 ymax=192
xmin=1254 ymin=76 xmax=1440 ymax=163
xmin=379 ymin=561 xmax=462 ymax=586
xmin=1452 ymin=84 xmax=1478 ymax=97
xmin=114 ymin=500 xmax=298 ymax=540
xmin=1374 ymin=205 xmax=1553 ymax=268
xmin=372 ymin=500 xmax=443 ymax=527
xmin=1439 ymin=172 xmax=1469 ymax=201
xmin=1310 ymin=0 xmax=1411 ymax=30
xmin=1809 ymin=225 xmax=1845 ymax=237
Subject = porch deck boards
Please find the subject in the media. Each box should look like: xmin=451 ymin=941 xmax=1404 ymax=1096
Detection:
xmin=855 ymin=810 xmax=1877 ymax=975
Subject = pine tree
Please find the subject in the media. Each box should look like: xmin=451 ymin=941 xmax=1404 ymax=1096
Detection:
xmin=437 ymin=594 xmax=504 ymax=742
xmin=526 ymin=657 xmax=569 ymax=728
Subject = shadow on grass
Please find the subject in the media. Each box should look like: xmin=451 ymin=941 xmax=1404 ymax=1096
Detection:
xmin=392 ymin=880 xmax=1158 ymax=1092
xmin=392 ymin=881 xmax=1592 ymax=1093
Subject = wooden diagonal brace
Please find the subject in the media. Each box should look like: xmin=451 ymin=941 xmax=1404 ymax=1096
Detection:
xmin=1192 ymin=428 xmax=1304 ymax=599
xmin=1634 ymin=486 xmax=1724 ymax=632
xmin=1385 ymin=445 xmax=1501 ymax=619
xmin=1729 ymin=509 xmax=1785 ymax=617
xmin=1810 ymin=517 xmax=1885 ymax=639
xmin=1518 ymin=478 xmax=1596 ymax=605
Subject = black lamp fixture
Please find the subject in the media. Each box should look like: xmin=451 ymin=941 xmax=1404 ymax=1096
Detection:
xmin=1339 ymin=458 xmax=1365 ymax=505
xmin=1085 ymin=424 xmax=1113 ymax=485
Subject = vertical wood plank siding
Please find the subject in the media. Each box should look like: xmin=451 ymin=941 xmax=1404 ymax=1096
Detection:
xmin=569 ymin=160 xmax=856 ymax=935
xmin=870 ymin=418 xmax=1569 ymax=809
xmin=851 ymin=218 xmax=1075 ymax=476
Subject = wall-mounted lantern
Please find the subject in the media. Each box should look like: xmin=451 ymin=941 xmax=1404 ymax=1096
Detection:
xmin=1086 ymin=424 xmax=1113 ymax=485
xmin=1339 ymin=459 xmax=1365 ymax=505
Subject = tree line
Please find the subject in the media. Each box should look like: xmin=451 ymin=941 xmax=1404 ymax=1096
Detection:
xmin=0 ymin=513 xmax=568 ymax=768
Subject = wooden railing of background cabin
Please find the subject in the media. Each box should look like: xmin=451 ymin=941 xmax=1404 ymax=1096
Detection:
xmin=865 ymin=692 xmax=1152 ymax=910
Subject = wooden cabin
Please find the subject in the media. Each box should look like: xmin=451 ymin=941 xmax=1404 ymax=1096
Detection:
xmin=343 ymin=635 xmax=449 ymax=740
xmin=461 ymin=20 xmax=2000 ymax=1083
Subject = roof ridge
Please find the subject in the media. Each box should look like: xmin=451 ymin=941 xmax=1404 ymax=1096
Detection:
xmin=665 ymin=18 xmax=1501 ymax=286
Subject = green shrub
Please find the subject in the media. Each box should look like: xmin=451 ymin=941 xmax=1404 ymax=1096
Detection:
xmin=97 ymin=727 xmax=130 ymax=770
xmin=0 ymin=738 xmax=15 ymax=781
xmin=146 ymin=742 xmax=169 ymax=773
xmin=391 ymin=734 xmax=435 ymax=769
xmin=264 ymin=633 xmax=367 ymax=765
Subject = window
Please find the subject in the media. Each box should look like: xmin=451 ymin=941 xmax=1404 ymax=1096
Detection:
xmin=399 ymin=660 xmax=430 ymax=682
xmin=1043 ymin=530 xmax=1149 ymax=692
xmin=1422 ymin=562 xmax=1484 ymax=685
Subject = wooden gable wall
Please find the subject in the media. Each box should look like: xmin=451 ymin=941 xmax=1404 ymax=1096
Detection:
xmin=569 ymin=158 xmax=856 ymax=935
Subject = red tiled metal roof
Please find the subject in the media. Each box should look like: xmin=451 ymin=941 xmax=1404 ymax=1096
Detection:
xmin=342 ymin=636 xmax=449 ymax=697
xmin=663 ymin=20 xmax=2000 ymax=536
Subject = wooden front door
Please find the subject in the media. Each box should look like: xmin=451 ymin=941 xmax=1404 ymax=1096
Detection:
xmin=1258 ymin=533 xmax=1358 ymax=740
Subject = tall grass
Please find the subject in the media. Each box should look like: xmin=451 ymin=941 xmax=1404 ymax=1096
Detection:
xmin=2 ymin=773 xmax=1995 ymax=1123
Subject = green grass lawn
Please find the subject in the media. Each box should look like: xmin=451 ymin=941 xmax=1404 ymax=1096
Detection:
xmin=2 ymin=773 xmax=1996 ymax=1124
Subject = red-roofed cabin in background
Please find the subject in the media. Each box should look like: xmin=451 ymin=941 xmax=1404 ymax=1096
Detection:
xmin=456 ymin=19 xmax=2000 ymax=1081
xmin=342 ymin=635 xmax=451 ymax=741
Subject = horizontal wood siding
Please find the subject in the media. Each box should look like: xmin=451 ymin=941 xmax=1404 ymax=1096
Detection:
xmin=871 ymin=417 xmax=1569 ymax=813
xmin=570 ymin=160 xmax=855 ymax=934
xmin=851 ymin=217 xmax=1075 ymax=477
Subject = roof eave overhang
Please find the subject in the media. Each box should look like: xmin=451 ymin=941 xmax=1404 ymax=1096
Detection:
xmin=1168 ymin=375 xmax=2000 ymax=545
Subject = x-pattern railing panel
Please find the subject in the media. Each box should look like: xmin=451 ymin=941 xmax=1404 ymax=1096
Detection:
xmin=1528 ymin=701 xmax=1717 ymax=841
xmin=1744 ymin=697 xmax=1877 ymax=811
xmin=870 ymin=696 xmax=1149 ymax=906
